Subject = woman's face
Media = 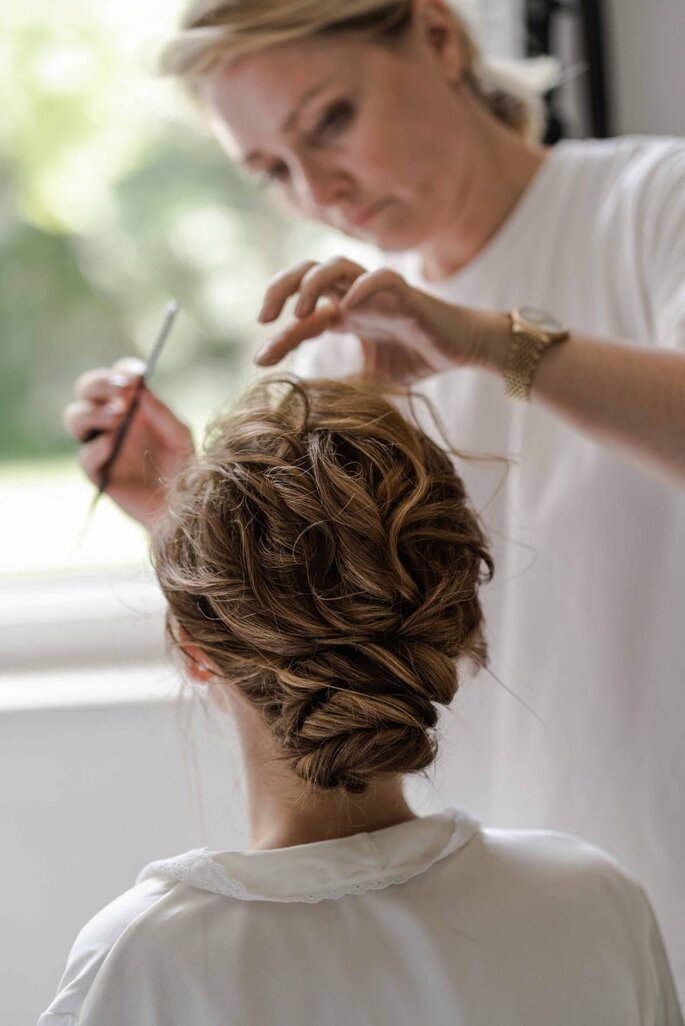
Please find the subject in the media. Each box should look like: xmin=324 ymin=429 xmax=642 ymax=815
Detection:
xmin=200 ymin=25 xmax=471 ymax=252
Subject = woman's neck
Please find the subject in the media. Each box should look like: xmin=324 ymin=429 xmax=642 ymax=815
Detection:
xmin=419 ymin=118 xmax=549 ymax=283
xmin=222 ymin=686 xmax=417 ymax=850
xmin=248 ymin=783 xmax=418 ymax=851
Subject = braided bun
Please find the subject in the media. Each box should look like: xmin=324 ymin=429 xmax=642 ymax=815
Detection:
xmin=152 ymin=375 xmax=493 ymax=795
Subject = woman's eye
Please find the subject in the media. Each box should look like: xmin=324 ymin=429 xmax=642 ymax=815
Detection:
xmin=260 ymin=162 xmax=290 ymax=186
xmin=313 ymin=100 xmax=354 ymax=140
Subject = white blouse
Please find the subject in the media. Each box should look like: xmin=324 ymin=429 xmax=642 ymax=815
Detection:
xmin=38 ymin=809 xmax=682 ymax=1025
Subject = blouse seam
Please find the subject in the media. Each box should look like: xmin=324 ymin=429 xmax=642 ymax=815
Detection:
xmin=61 ymin=885 xmax=173 ymax=1022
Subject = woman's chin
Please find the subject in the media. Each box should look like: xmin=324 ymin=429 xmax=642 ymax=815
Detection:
xmin=346 ymin=218 xmax=427 ymax=254
xmin=323 ymin=199 xmax=425 ymax=252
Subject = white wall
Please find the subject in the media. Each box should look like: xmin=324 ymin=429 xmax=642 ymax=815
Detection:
xmin=448 ymin=0 xmax=685 ymax=142
xmin=538 ymin=0 xmax=685 ymax=140
xmin=2 ymin=679 xmax=246 ymax=1022
xmin=606 ymin=0 xmax=685 ymax=137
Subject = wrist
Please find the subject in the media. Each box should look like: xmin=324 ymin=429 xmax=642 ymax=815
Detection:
xmin=469 ymin=310 xmax=511 ymax=374
xmin=416 ymin=296 xmax=510 ymax=373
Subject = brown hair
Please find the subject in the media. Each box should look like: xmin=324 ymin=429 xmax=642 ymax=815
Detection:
xmin=160 ymin=0 xmax=543 ymax=142
xmin=151 ymin=375 xmax=493 ymax=796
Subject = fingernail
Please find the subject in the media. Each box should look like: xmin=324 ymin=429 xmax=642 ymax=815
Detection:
xmin=104 ymin=398 xmax=126 ymax=415
xmin=255 ymin=342 xmax=278 ymax=367
xmin=108 ymin=373 xmax=130 ymax=388
xmin=114 ymin=358 xmax=146 ymax=377
xmin=258 ymin=303 xmax=274 ymax=323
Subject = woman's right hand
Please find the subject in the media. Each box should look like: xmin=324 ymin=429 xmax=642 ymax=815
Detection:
xmin=63 ymin=357 xmax=195 ymax=530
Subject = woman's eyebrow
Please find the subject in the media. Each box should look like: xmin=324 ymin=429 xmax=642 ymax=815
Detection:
xmin=282 ymin=75 xmax=337 ymax=133
xmin=242 ymin=75 xmax=338 ymax=166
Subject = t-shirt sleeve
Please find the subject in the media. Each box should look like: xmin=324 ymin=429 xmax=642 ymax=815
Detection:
xmin=640 ymin=139 xmax=685 ymax=350
xmin=37 ymin=877 xmax=172 ymax=1025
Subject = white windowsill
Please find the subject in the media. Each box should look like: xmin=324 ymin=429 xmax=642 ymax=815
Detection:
xmin=0 ymin=661 xmax=187 ymax=711
xmin=0 ymin=571 xmax=168 ymax=675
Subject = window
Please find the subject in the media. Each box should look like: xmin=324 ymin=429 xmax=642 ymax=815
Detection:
xmin=1 ymin=0 xmax=523 ymax=688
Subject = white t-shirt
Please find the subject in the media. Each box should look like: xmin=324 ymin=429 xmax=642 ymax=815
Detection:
xmin=37 ymin=809 xmax=682 ymax=1025
xmin=288 ymin=136 xmax=685 ymax=997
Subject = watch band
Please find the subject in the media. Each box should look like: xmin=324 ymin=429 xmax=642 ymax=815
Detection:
xmin=503 ymin=316 xmax=570 ymax=402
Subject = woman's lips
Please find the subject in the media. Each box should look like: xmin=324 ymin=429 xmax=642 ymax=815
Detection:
xmin=347 ymin=198 xmax=390 ymax=228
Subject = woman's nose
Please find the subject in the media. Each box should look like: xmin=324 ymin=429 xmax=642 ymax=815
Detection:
xmin=293 ymin=157 xmax=350 ymax=213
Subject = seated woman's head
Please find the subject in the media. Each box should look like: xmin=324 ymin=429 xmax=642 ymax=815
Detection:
xmin=151 ymin=375 xmax=493 ymax=799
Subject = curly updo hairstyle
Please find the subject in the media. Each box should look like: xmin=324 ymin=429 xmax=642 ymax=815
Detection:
xmin=151 ymin=375 xmax=493 ymax=796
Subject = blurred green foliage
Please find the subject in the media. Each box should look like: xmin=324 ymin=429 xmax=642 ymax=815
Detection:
xmin=0 ymin=0 xmax=328 ymax=461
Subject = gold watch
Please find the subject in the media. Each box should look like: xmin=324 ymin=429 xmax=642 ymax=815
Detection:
xmin=504 ymin=307 xmax=570 ymax=401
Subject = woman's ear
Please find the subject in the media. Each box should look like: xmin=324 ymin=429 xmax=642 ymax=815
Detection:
xmin=413 ymin=0 xmax=468 ymax=82
xmin=183 ymin=643 xmax=217 ymax=683
xmin=175 ymin=624 xmax=218 ymax=683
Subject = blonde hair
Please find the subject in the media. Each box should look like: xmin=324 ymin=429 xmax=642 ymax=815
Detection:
xmin=160 ymin=0 xmax=544 ymax=142
xmin=151 ymin=375 xmax=494 ymax=796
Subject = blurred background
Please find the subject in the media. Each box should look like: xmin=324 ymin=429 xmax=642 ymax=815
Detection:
xmin=0 ymin=0 xmax=375 ymax=585
xmin=2 ymin=0 xmax=684 ymax=1021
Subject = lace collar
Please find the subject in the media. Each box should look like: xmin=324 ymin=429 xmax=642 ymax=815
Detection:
xmin=135 ymin=808 xmax=480 ymax=904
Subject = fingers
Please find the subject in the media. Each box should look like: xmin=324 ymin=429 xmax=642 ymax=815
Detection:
xmin=254 ymin=304 xmax=340 ymax=366
xmin=73 ymin=357 xmax=145 ymax=403
xmin=78 ymin=432 xmax=114 ymax=485
xmin=258 ymin=260 xmax=319 ymax=323
xmin=74 ymin=368 xmax=128 ymax=404
xmin=63 ymin=397 xmax=127 ymax=442
xmin=340 ymin=268 xmax=408 ymax=311
xmin=258 ymin=257 xmax=366 ymax=323
xmin=293 ymin=258 xmax=366 ymax=318
xmin=67 ymin=356 xmax=142 ymax=443
xmin=69 ymin=354 xmax=189 ymax=448
xmin=110 ymin=356 xmax=146 ymax=377
xmin=65 ymin=388 xmax=192 ymax=456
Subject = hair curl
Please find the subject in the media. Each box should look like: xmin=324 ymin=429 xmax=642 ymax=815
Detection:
xmin=151 ymin=375 xmax=493 ymax=796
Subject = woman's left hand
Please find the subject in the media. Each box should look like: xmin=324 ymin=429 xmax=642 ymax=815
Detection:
xmin=254 ymin=258 xmax=685 ymax=487
xmin=254 ymin=257 xmax=497 ymax=385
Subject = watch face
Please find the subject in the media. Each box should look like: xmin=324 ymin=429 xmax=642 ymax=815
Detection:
xmin=517 ymin=307 xmax=566 ymax=334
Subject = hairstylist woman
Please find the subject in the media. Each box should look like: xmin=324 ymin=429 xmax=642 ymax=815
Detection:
xmin=43 ymin=376 xmax=682 ymax=1024
xmin=63 ymin=0 xmax=685 ymax=998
